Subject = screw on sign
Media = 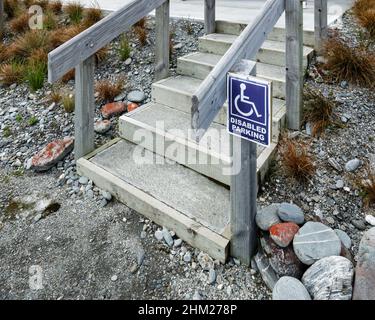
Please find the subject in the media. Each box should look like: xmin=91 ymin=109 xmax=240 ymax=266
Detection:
xmin=227 ymin=74 xmax=272 ymax=147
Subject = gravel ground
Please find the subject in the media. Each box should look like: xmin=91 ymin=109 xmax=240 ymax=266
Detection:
xmin=259 ymin=10 xmax=375 ymax=259
xmin=0 ymin=17 xmax=270 ymax=300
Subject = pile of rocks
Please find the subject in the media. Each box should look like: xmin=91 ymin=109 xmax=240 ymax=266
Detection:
xmin=254 ymin=202 xmax=375 ymax=300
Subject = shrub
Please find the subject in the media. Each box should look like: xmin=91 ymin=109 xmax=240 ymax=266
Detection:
xmin=64 ymin=1 xmax=84 ymax=24
xmin=43 ymin=10 xmax=57 ymax=30
xmin=47 ymin=0 xmax=63 ymax=14
xmin=117 ymin=35 xmax=131 ymax=61
xmin=303 ymin=87 xmax=336 ymax=136
xmin=62 ymin=94 xmax=75 ymax=113
xmin=280 ymin=138 xmax=315 ymax=183
xmin=0 ymin=62 xmax=24 ymax=85
xmin=9 ymin=12 xmax=31 ymax=34
xmin=4 ymin=0 xmax=21 ymax=19
xmin=324 ymin=36 xmax=375 ymax=87
xmin=134 ymin=26 xmax=148 ymax=46
xmin=356 ymin=163 xmax=375 ymax=207
xmin=25 ymin=60 xmax=47 ymax=91
xmin=353 ymin=0 xmax=375 ymax=39
xmin=95 ymin=77 xmax=125 ymax=102
xmin=83 ymin=7 xmax=102 ymax=27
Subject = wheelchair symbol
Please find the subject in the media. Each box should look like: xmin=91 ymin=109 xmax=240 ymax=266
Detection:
xmin=234 ymin=83 xmax=262 ymax=118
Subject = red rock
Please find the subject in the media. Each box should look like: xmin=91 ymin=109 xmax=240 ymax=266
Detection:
xmin=127 ymin=102 xmax=139 ymax=113
xmin=31 ymin=137 xmax=74 ymax=171
xmin=269 ymin=222 xmax=300 ymax=248
xmin=101 ymin=102 xmax=126 ymax=118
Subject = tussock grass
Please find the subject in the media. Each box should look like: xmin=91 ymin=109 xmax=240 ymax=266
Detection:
xmin=117 ymin=35 xmax=131 ymax=61
xmin=280 ymin=137 xmax=315 ymax=183
xmin=25 ymin=60 xmax=47 ymax=91
xmin=134 ymin=26 xmax=148 ymax=46
xmin=64 ymin=1 xmax=84 ymax=24
xmin=324 ymin=36 xmax=375 ymax=87
xmin=355 ymin=163 xmax=375 ymax=207
xmin=304 ymin=87 xmax=336 ymax=136
xmin=83 ymin=7 xmax=102 ymax=28
xmin=95 ymin=77 xmax=125 ymax=102
xmin=353 ymin=0 xmax=375 ymax=39
xmin=62 ymin=94 xmax=75 ymax=113
xmin=8 ymin=30 xmax=50 ymax=60
xmin=0 ymin=61 xmax=24 ymax=85
xmin=4 ymin=0 xmax=21 ymax=19
xmin=47 ymin=0 xmax=63 ymax=14
xmin=9 ymin=12 xmax=31 ymax=34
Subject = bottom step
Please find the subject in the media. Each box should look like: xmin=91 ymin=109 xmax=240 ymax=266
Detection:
xmin=77 ymin=138 xmax=230 ymax=262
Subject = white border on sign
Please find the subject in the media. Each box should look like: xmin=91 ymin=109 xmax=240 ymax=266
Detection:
xmin=227 ymin=73 xmax=273 ymax=148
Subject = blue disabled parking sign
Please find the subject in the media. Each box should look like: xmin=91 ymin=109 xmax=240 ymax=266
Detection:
xmin=227 ymin=74 xmax=272 ymax=147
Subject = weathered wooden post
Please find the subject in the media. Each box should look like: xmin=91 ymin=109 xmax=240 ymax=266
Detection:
xmin=155 ymin=0 xmax=170 ymax=81
xmin=230 ymin=64 xmax=258 ymax=266
xmin=0 ymin=0 xmax=4 ymax=33
xmin=74 ymin=55 xmax=95 ymax=159
xmin=204 ymin=0 xmax=216 ymax=34
xmin=314 ymin=0 xmax=328 ymax=54
xmin=285 ymin=0 xmax=303 ymax=131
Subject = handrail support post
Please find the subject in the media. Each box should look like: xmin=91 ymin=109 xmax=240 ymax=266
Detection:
xmin=155 ymin=0 xmax=170 ymax=81
xmin=204 ymin=0 xmax=216 ymax=34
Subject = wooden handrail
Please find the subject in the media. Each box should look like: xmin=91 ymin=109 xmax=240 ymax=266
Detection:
xmin=48 ymin=0 xmax=167 ymax=83
xmin=191 ymin=0 xmax=286 ymax=141
xmin=314 ymin=0 xmax=328 ymax=53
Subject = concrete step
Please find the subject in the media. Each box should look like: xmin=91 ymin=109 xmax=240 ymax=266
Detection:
xmin=198 ymin=33 xmax=314 ymax=67
xmin=175 ymin=54 xmax=286 ymax=100
xmin=77 ymin=138 xmax=230 ymax=262
xmin=215 ymin=20 xmax=315 ymax=47
xmin=119 ymin=102 xmax=278 ymax=186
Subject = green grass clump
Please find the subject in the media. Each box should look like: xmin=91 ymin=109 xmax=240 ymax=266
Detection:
xmin=118 ymin=35 xmax=131 ymax=61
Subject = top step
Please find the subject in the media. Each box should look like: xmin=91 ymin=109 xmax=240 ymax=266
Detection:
xmin=215 ymin=20 xmax=315 ymax=47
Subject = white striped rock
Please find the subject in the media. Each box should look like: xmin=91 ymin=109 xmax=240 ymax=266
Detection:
xmin=353 ymin=228 xmax=375 ymax=300
xmin=293 ymin=222 xmax=341 ymax=265
xmin=302 ymin=256 xmax=354 ymax=300
xmin=254 ymin=250 xmax=279 ymax=290
xmin=273 ymin=276 xmax=311 ymax=300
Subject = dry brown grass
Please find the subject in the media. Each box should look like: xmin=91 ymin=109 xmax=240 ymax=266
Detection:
xmin=7 ymin=30 xmax=50 ymax=60
xmin=134 ymin=26 xmax=148 ymax=46
xmin=304 ymin=87 xmax=336 ymax=136
xmin=355 ymin=164 xmax=375 ymax=207
xmin=49 ymin=89 xmax=62 ymax=104
xmin=4 ymin=0 xmax=21 ymax=19
xmin=134 ymin=17 xmax=147 ymax=29
xmin=9 ymin=12 xmax=31 ymax=34
xmin=95 ymin=77 xmax=125 ymax=102
xmin=83 ymin=7 xmax=102 ymax=28
xmin=61 ymin=69 xmax=75 ymax=83
xmin=0 ymin=62 xmax=24 ymax=85
xmin=280 ymin=137 xmax=315 ymax=183
xmin=324 ymin=36 xmax=375 ymax=87
xmin=64 ymin=1 xmax=84 ymax=24
xmin=353 ymin=0 xmax=375 ymax=38
xmin=47 ymin=0 xmax=63 ymax=14
xmin=24 ymin=0 xmax=49 ymax=10
xmin=28 ymin=47 xmax=48 ymax=65
xmin=95 ymin=46 xmax=108 ymax=63
xmin=49 ymin=25 xmax=84 ymax=48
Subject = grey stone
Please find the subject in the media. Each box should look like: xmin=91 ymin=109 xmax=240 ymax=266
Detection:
xmin=345 ymin=158 xmax=361 ymax=172
xmin=192 ymin=290 xmax=202 ymax=300
xmin=335 ymin=180 xmax=344 ymax=189
xmin=273 ymin=276 xmax=311 ymax=300
xmin=353 ymin=228 xmax=375 ymax=300
xmin=111 ymin=275 xmax=118 ymax=282
xmin=208 ymin=269 xmax=216 ymax=285
xmin=335 ymin=229 xmax=352 ymax=249
xmin=255 ymin=204 xmax=281 ymax=231
xmin=365 ymin=215 xmax=375 ymax=226
xmin=154 ymin=230 xmax=163 ymax=241
xmin=197 ymin=252 xmax=214 ymax=271
xmin=254 ymin=250 xmax=279 ymax=290
xmin=101 ymin=191 xmax=112 ymax=201
xmin=352 ymin=219 xmax=367 ymax=230
xmin=328 ymin=158 xmax=342 ymax=172
xmin=127 ymin=90 xmax=146 ymax=103
xmin=173 ymin=238 xmax=182 ymax=247
xmin=137 ymin=248 xmax=145 ymax=266
xmin=302 ymin=256 xmax=354 ymax=300
xmin=94 ymin=120 xmax=111 ymax=134
xmin=278 ymin=203 xmax=304 ymax=224
xmin=79 ymin=176 xmax=89 ymax=185
xmin=293 ymin=222 xmax=341 ymax=265
xmin=162 ymin=227 xmax=174 ymax=246
xmin=183 ymin=251 xmax=191 ymax=263
xmin=99 ymin=199 xmax=108 ymax=207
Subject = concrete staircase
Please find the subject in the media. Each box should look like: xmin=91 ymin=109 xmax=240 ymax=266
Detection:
xmin=77 ymin=20 xmax=315 ymax=262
